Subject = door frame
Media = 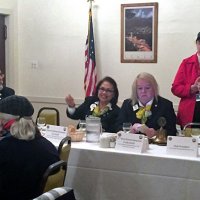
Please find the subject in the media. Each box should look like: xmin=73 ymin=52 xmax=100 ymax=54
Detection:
xmin=0 ymin=8 xmax=18 ymax=90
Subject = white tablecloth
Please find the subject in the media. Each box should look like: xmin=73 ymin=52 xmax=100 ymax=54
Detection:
xmin=61 ymin=140 xmax=200 ymax=200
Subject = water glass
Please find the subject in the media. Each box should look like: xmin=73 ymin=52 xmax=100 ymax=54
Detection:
xmin=176 ymin=125 xmax=184 ymax=137
xmin=79 ymin=120 xmax=86 ymax=132
xmin=123 ymin=122 xmax=132 ymax=133
xmin=37 ymin=117 xmax=46 ymax=130
xmin=191 ymin=129 xmax=200 ymax=144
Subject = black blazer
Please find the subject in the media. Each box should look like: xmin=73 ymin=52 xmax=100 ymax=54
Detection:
xmin=0 ymin=86 xmax=15 ymax=100
xmin=67 ymin=96 xmax=120 ymax=133
xmin=115 ymin=96 xmax=177 ymax=136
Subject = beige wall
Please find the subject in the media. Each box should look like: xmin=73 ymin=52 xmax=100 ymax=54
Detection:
xmin=0 ymin=0 xmax=199 ymax=126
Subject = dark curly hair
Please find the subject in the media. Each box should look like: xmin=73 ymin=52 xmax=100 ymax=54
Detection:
xmin=94 ymin=76 xmax=119 ymax=105
xmin=196 ymin=32 xmax=200 ymax=42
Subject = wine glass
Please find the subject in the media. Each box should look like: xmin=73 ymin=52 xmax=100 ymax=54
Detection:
xmin=123 ymin=122 xmax=132 ymax=133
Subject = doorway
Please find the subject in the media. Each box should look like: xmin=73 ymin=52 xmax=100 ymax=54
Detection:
xmin=0 ymin=14 xmax=6 ymax=84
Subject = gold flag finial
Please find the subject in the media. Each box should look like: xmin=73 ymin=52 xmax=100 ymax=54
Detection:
xmin=87 ymin=0 xmax=94 ymax=8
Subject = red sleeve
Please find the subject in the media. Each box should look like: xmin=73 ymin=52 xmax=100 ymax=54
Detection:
xmin=171 ymin=59 xmax=194 ymax=98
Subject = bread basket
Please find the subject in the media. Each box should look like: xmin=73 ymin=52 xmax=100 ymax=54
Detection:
xmin=69 ymin=131 xmax=85 ymax=142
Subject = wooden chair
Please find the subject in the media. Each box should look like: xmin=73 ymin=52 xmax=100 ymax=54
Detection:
xmin=183 ymin=122 xmax=200 ymax=137
xmin=58 ymin=136 xmax=71 ymax=161
xmin=39 ymin=160 xmax=67 ymax=194
xmin=36 ymin=107 xmax=60 ymax=126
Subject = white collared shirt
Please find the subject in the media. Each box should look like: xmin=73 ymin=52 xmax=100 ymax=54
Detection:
xmin=138 ymin=99 xmax=153 ymax=107
xmin=67 ymin=107 xmax=76 ymax=115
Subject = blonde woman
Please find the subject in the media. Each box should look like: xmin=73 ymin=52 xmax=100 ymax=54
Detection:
xmin=116 ymin=72 xmax=177 ymax=137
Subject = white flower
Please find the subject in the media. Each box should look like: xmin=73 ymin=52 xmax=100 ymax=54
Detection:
xmin=90 ymin=102 xmax=98 ymax=111
xmin=144 ymin=110 xmax=152 ymax=118
xmin=107 ymin=103 xmax=112 ymax=110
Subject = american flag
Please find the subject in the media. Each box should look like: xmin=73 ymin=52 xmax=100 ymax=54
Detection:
xmin=84 ymin=8 xmax=97 ymax=97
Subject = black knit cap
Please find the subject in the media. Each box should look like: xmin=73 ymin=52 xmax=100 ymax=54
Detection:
xmin=0 ymin=95 xmax=34 ymax=117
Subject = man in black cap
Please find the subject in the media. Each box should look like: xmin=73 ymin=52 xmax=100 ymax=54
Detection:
xmin=0 ymin=95 xmax=60 ymax=200
xmin=0 ymin=70 xmax=15 ymax=100
xmin=0 ymin=95 xmax=34 ymax=138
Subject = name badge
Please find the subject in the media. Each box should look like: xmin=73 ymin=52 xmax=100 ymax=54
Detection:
xmin=133 ymin=104 xmax=139 ymax=111
xmin=115 ymin=132 xmax=147 ymax=153
xmin=167 ymin=136 xmax=198 ymax=157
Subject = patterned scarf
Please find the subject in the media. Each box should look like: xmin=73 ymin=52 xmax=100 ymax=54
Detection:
xmin=0 ymin=119 xmax=16 ymax=137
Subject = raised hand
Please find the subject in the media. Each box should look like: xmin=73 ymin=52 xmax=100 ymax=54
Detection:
xmin=65 ymin=94 xmax=75 ymax=108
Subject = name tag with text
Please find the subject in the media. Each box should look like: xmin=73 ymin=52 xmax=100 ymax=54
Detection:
xmin=44 ymin=124 xmax=67 ymax=141
xmin=115 ymin=132 xmax=147 ymax=153
xmin=167 ymin=136 xmax=198 ymax=157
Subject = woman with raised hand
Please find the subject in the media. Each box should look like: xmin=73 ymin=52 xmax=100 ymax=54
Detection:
xmin=65 ymin=76 xmax=120 ymax=133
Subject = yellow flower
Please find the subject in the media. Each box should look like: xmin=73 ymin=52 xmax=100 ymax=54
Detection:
xmin=91 ymin=103 xmax=111 ymax=117
xmin=136 ymin=105 xmax=152 ymax=124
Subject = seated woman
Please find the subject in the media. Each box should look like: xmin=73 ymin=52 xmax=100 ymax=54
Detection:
xmin=0 ymin=95 xmax=60 ymax=200
xmin=115 ymin=72 xmax=177 ymax=137
xmin=65 ymin=76 xmax=120 ymax=133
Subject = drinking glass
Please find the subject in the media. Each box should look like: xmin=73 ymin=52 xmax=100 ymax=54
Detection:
xmin=191 ymin=129 xmax=200 ymax=144
xmin=79 ymin=120 xmax=86 ymax=132
xmin=176 ymin=124 xmax=184 ymax=137
xmin=37 ymin=117 xmax=46 ymax=130
xmin=123 ymin=122 xmax=132 ymax=133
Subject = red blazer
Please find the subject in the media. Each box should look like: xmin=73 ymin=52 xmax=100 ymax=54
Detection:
xmin=171 ymin=53 xmax=199 ymax=127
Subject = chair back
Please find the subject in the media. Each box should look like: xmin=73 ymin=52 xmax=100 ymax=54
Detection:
xmin=58 ymin=136 xmax=71 ymax=161
xmin=36 ymin=107 xmax=60 ymax=126
xmin=40 ymin=160 xmax=67 ymax=194
xmin=33 ymin=187 xmax=76 ymax=200
xmin=183 ymin=122 xmax=200 ymax=137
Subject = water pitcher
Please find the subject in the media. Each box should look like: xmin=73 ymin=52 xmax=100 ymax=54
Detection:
xmin=86 ymin=116 xmax=102 ymax=142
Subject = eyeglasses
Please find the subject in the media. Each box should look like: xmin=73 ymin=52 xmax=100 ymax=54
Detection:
xmin=99 ymin=87 xmax=114 ymax=94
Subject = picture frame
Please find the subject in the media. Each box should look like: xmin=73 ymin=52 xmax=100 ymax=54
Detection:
xmin=121 ymin=3 xmax=158 ymax=63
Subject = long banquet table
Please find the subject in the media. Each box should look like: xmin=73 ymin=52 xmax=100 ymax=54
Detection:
xmin=62 ymin=140 xmax=200 ymax=200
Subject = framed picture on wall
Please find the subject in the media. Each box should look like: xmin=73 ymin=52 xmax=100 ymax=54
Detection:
xmin=121 ymin=3 xmax=158 ymax=63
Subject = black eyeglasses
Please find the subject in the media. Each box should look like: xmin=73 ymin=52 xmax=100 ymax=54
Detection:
xmin=99 ymin=87 xmax=114 ymax=94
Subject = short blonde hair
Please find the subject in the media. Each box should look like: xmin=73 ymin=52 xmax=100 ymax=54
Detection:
xmin=131 ymin=72 xmax=159 ymax=105
xmin=10 ymin=118 xmax=36 ymax=140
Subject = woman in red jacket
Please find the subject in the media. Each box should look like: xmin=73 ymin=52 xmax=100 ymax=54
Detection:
xmin=171 ymin=32 xmax=200 ymax=128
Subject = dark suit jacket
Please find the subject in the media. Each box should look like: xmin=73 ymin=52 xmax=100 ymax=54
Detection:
xmin=67 ymin=96 xmax=120 ymax=133
xmin=0 ymin=86 xmax=15 ymax=100
xmin=0 ymin=135 xmax=59 ymax=200
xmin=115 ymin=96 xmax=177 ymax=136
